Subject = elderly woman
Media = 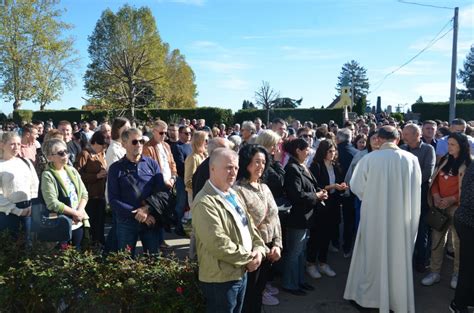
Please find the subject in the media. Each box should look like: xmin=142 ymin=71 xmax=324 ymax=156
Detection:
xmin=41 ymin=139 xmax=89 ymax=249
xmin=0 ymin=132 xmax=39 ymax=238
xmin=75 ymin=131 xmax=107 ymax=246
xmin=184 ymin=131 xmax=208 ymax=206
xmin=422 ymin=133 xmax=472 ymax=290
xmin=450 ymin=162 xmax=474 ymax=313
xmin=282 ymin=138 xmax=328 ymax=296
xmin=234 ymin=144 xmax=282 ymax=311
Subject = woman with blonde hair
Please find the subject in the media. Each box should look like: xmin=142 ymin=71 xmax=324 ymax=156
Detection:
xmin=0 ymin=132 xmax=39 ymax=238
xmin=184 ymin=131 xmax=208 ymax=205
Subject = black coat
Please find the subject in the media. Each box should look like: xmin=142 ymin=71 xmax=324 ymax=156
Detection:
xmin=262 ymin=157 xmax=285 ymax=201
xmin=284 ymin=157 xmax=321 ymax=229
xmin=192 ymin=157 xmax=210 ymax=199
xmin=337 ymin=141 xmax=358 ymax=177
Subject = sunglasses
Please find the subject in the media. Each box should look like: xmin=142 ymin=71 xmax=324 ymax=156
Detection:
xmin=53 ymin=150 xmax=69 ymax=157
xmin=131 ymin=139 xmax=146 ymax=145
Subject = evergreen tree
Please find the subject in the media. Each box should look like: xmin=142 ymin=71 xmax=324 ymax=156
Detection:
xmin=457 ymin=45 xmax=474 ymax=100
xmin=354 ymin=95 xmax=366 ymax=115
xmin=415 ymin=96 xmax=424 ymax=103
xmin=335 ymin=60 xmax=370 ymax=105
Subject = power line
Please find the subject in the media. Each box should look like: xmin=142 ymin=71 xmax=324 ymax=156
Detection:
xmin=370 ymin=18 xmax=453 ymax=93
xmin=397 ymin=0 xmax=454 ymax=10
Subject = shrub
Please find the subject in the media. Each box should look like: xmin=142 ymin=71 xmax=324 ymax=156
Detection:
xmin=411 ymin=101 xmax=474 ymax=121
xmin=234 ymin=108 xmax=344 ymax=125
xmin=0 ymin=234 xmax=204 ymax=313
xmin=13 ymin=110 xmax=33 ymax=124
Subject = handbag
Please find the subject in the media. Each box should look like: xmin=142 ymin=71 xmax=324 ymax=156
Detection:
xmin=425 ymin=207 xmax=449 ymax=232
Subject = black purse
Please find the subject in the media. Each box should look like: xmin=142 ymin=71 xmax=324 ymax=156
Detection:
xmin=425 ymin=207 xmax=449 ymax=232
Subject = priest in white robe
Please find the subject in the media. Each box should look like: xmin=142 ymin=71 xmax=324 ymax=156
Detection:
xmin=344 ymin=126 xmax=421 ymax=313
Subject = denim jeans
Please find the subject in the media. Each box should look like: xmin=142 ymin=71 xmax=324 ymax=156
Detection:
xmin=0 ymin=212 xmax=21 ymax=237
xmin=282 ymin=228 xmax=308 ymax=290
xmin=174 ymin=177 xmax=187 ymax=232
xmin=200 ymin=273 xmax=247 ymax=313
xmin=116 ymin=216 xmax=159 ymax=256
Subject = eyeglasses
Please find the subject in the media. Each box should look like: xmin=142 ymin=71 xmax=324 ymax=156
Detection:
xmin=53 ymin=150 xmax=69 ymax=157
xmin=131 ymin=139 xmax=145 ymax=145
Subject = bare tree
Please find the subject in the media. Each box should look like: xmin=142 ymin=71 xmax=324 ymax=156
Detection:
xmin=255 ymin=81 xmax=279 ymax=125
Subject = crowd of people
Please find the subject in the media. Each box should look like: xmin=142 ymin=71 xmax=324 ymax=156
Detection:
xmin=0 ymin=114 xmax=473 ymax=313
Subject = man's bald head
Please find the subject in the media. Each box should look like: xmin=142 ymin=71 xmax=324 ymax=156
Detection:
xmin=209 ymin=148 xmax=239 ymax=192
xmin=403 ymin=123 xmax=421 ymax=135
xmin=378 ymin=126 xmax=400 ymax=142
xmin=208 ymin=137 xmax=231 ymax=155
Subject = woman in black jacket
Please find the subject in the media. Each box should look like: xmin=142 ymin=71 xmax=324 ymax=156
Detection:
xmin=281 ymin=138 xmax=328 ymax=296
xmin=307 ymin=139 xmax=348 ymax=279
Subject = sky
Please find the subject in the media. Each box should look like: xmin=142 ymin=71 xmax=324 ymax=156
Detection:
xmin=1 ymin=0 xmax=473 ymax=115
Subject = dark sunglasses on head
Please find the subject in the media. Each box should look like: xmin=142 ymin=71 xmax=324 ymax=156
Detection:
xmin=131 ymin=139 xmax=146 ymax=145
xmin=53 ymin=150 xmax=69 ymax=157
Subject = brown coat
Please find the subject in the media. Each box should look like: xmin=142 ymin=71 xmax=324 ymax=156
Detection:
xmin=143 ymin=138 xmax=177 ymax=177
xmin=75 ymin=148 xmax=107 ymax=199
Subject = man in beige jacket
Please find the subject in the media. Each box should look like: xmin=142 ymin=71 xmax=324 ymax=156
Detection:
xmin=192 ymin=148 xmax=266 ymax=313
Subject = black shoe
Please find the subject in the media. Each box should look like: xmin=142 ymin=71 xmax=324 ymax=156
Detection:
xmin=414 ymin=263 xmax=427 ymax=273
xmin=449 ymin=300 xmax=469 ymax=313
xmin=299 ymin=283 xmax=315 ymax=291
xmin=174 ymin=228 xmax=187 ymax=237
xmin=282 ymin=288 xmax=307 ymax=296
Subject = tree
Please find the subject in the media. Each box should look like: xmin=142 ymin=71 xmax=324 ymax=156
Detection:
xmin=457 ymin=45 xmax=474 ymax=100
xmin=354 ymin=95 xmax=366 ymax=116
xmin=415 ymin=96 xmax=424 ymax=103
xmin=272 ymin=97 xmax=303 ymax=108
xmin=335 ymin=60 xmax=370 ymax=106
xmin=84 ymin=5 xmax=167 ymax=117
xmin=255 ymin=81 xmax=279 ymax=125
xmin=242 ymin=100 xmax=256 ymax=109
xmin=161 ymin=46 xmax=197 ymax=108
xmin=0 ymin=0 xmax=77 ymax=111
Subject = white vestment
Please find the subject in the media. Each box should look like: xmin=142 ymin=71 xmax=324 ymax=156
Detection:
xmin=344 ymin=142 xmax=421 ymax=313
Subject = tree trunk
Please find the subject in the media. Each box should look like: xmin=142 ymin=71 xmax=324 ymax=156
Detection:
xmin=13 ymin=99 xmax=21 ymax=111
xmin=40 ymin=103 xmax=46 ymax=111
xmin=266 ymin=108 xmax=270 ymax=126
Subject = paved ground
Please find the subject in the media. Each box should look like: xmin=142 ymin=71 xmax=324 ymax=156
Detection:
xmin=161 ymin=231 xmax=472 ymax=313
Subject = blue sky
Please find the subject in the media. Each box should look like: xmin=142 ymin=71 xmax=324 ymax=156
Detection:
xmin=2 ymin=0 xmax=473 ymax=115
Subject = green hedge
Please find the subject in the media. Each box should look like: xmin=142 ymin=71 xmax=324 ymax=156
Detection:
xmin=12 ymin=109 xmax=33 ymax=124
xmin=30 ymin=107 xmax=233 ymax=127
xmin=0 ymin=235 xmax=204 ymax=313
xmin=411 ymin=101 xmax=474 ymax=121
xmin=234 ymin=108 xmax=344 ymax=125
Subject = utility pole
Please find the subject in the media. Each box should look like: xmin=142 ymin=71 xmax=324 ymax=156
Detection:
xmin=449 ymin=7 xmax=458 ymax=122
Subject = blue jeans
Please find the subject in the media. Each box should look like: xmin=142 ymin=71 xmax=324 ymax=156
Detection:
xmin=116 ymin=216 xmax=160 ymax=256
xmin=200 ymin=273 xmax=247 ymax=313
xmin=282 ymin=228 xmax=308 ymax=290
xmin=174 ymin=177 xmax=187 ymax=231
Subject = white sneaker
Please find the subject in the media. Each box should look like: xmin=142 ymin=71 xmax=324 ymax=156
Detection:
xmin=262 ymin=291 xmax=279 ymax=306
xmin=450 ymin=273 xmax=458 ymax=289
xmin=319 ymin=264 xmax=336 ymax=277
xmin=306 ymin=264 xmax=322 ymax=279
xmin=265 ymin=283 xmax=279 ymax=295
xmin=421 ymin=272 xmax=441 ymax=286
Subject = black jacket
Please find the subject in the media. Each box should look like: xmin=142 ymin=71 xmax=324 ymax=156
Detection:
xmin=284 ymin=157 xmax=321 ymax=229
xmin=192 ymin=157 xmax=210 ymax=199
xmin=262 ymin=157 xmax=285 ymax=200
xmin=337 ymin=141 xmax=358 ymax=177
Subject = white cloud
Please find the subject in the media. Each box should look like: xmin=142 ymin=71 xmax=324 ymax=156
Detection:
xmin=459 ymin=4 xmax=474 ymax=29
xmin=280 ymin=46 xmax=346 ymax=61
xmin=193 ymin=60 xmax=250 ymax=73
xmin=217 ymin=77 xmax=250 ymax=91
xmin=164 ymin=0 xmax=205 ymax=6
xmin=414 ymin=82 xmax=451 ymax=100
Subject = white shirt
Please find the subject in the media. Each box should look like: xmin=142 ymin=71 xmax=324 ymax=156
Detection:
xmin=208 ymin=180 xmax=252 ymax=252
xmin=105 ymin=140 xmax=126 ymax=170
xmin=156 ymin=143 xmax=171 ymax=182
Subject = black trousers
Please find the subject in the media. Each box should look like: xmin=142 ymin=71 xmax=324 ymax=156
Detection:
xmin=454 ymin=218 xmax=474 ymax=308
xmin=85 ymin=198 xmax=106 ymax=245
xmin=307 ymin=196 xmax=340 ymax=264
xmin=341 ymin=194 xmax=355 ymax=253
xmin=242 ymin=246 xmax=273 ymax=313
